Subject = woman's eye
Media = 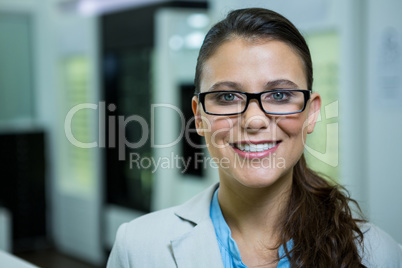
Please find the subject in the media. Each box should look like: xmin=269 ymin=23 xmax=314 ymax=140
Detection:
xmin=223 ymin=93 xmax=235 ymax=101
xmin=273 ymin=92 xmax=285 ymax=100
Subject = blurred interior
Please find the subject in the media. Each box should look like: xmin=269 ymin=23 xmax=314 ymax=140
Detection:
xmin=0 ymin=0 xmax=401 ymax=266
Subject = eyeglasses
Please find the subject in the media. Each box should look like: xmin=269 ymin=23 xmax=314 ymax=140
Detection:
xmin=197 ymin=89 xmax=311 ymax=116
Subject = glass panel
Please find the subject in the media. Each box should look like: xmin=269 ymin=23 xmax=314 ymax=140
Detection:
xmin=0 ymin=13 xmax=34 ymax=123
xmin=60 ymin=56 xmax=94 ymax=195
xmin=105 ymin=48 xmax=153 ymax=212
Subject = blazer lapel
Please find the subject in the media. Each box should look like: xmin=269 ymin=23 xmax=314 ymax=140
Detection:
xmin=171 ymin=220 xmax=224 ymax=268
xmin=171 ymin=183 xmax=223 ymax=268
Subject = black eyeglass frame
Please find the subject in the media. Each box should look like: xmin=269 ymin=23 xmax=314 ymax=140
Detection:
xmin=197 ymin=89 xmax=312 ymax=116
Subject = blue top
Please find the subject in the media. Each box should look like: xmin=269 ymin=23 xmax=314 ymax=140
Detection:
xmin=210 ymin=188 xmax=292 ymax=268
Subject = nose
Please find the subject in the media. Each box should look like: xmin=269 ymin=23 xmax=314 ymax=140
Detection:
xmin=240 ymin=100 xmax=270 ymax=131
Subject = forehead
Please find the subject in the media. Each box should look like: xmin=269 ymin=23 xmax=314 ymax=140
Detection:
xmin=200 ymin=38 xmax=307 ymax=92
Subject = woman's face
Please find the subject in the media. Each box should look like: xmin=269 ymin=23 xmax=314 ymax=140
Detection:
xmin=192 ymin=38 xmax=321 ymax=190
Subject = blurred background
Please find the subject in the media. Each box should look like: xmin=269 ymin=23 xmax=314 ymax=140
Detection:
xmin=0 ymin=0 xmax=401 ymax=267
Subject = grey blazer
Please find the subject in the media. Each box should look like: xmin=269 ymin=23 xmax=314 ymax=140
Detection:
xmin=107 ymin=183 xmax=402 ymax=268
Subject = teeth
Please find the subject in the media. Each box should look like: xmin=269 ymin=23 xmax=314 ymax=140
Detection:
xmin=235 ymin=143 xmax=277 ymax=152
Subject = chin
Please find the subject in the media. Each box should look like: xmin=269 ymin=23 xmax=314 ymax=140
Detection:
xmin=239 ymin=180 xmax=278 ymax=189
xmin=226 ymin=168 xmax=288 ymax=189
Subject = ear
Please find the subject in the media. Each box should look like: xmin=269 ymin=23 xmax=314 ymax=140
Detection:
xmin=192 ymin=96 xmax=205 ymax=136
xmin=307 ymin=92 xmax=321 ymax=134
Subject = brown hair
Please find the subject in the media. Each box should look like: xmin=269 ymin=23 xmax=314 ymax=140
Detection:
xmin=194 ymin=8 xmax=312 ymax=93
xmin=195 ymin=8 xmax=367 ymax=267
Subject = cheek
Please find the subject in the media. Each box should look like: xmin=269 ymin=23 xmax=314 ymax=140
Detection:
xmin=276 ymin=115 xmax=308 ymax=141
xmin=203 ymin=116 xmax=237 ymax=145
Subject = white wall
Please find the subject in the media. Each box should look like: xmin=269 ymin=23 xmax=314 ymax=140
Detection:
xmin=44 ymin=4 xmax=104 ymax=264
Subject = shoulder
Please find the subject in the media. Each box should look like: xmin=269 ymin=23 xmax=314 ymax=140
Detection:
xmin=359 ymin=222 xmax=402 ymax=267
xmin=107 ymin=206 xmax=194 ymax=267
xmin=120 ymin=182 xmax=218 ymax=244
xmin=107 ymin=183 xmax=219 ymax=267
xmin=122 ymin=205 xmax=196 ymax=245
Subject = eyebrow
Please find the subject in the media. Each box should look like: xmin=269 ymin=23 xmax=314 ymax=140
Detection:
xmin=265 ymin=79 xmax=300 ymax=89
xmin=207 ymin=81 xmax=242 ymax=92
xmin=206 ymin=79 xmax=300 ymax=92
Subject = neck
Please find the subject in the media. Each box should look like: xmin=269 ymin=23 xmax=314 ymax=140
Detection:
xmin=217 ymin=171 xmax=293 ymax=245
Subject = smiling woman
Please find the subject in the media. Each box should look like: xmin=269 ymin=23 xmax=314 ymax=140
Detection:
xmin=107 ymin=8 xmax=402 ymax=268
xmin=192 ymin=38 xmax=317 ymax=194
